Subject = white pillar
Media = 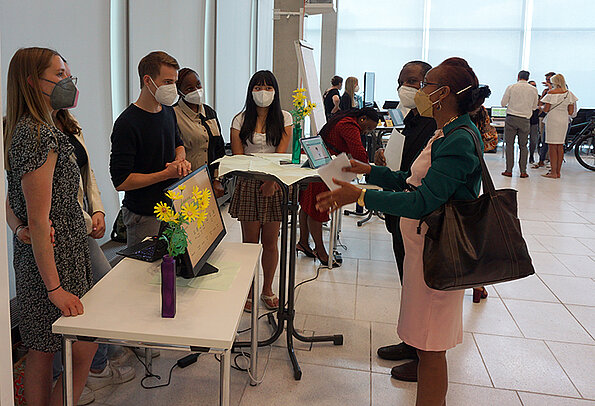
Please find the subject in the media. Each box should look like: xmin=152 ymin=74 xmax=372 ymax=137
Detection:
xmin=319 ymin=8 xmax=338 ymax=95
xmin=0 ymin=30 xmax=16 ymax=406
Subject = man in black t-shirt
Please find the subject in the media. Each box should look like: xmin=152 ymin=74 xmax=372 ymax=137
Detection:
xmin=373 ymin=60 xmax=436 ymax=383
xmin=110 ymin=51 xmax=191 ymax=248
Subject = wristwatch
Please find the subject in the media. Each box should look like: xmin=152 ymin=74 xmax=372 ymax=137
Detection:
xmin=357 ymin=188 xmax=367 ymax=207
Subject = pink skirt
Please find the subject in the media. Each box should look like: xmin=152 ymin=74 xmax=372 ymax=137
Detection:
xmin=396 ymin=217 xmax=464 ymax=351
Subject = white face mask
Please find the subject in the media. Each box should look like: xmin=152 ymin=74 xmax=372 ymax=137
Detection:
xmin=354 ymin=85 xmax=360 ymax=93
xmin=183 ymin=88 xmax=204 ymax=105
xmin=398 ymin=85 xmax=418 ymax=110
xmin=252 ymin=90 xmax=275 ymax=107
xmin=149 ymin=77 xmax=178 ymax=106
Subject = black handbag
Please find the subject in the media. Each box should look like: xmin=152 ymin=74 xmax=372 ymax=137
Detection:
xmin=420 ymin=126 xmax=535 ymax=291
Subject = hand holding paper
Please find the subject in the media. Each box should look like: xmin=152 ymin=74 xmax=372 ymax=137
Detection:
xmin=385 ymin=128 xmax=406 ymax=171
xmin=317 ymin=153 xmax=357 ymax=190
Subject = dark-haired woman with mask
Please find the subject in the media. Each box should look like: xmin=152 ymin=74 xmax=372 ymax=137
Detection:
xmin=3 ymin=47 xmax=97 ymax=406
xmin=229 ymin=70 xmax=292 ymax=312
xmin=297 ymin=108 xmax=378 ymax=266
xmin=317 ymin=57 xmax=490 ymax=406
xmin=174 ymin=68 xmax=225 ymax=196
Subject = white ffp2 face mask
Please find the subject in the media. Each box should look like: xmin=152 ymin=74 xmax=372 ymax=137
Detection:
xmin=252 ymin=90 xmax=275 ymax=107
xmin=149 ymin=77 xmax=178 ymax=106
xmin=183 ymin=88 xmax=204 ymax=105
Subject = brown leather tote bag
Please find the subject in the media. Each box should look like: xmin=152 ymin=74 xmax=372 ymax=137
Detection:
xmin=420 ymin=126 xmax=535 ymax=291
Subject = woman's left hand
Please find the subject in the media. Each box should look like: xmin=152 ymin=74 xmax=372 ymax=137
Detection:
xmin=316 ymin=179 xmax=361 ymax=212
xmin=90 ymin=212 xmax=106 ymax=239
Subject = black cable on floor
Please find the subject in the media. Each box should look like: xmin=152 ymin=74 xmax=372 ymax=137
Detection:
xmin=133 ymin=350 xmax=176 ymax=389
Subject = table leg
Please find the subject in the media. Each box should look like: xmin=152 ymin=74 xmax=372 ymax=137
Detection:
xmin=62 ymin=337 xmax=73 ymax=406
xmin=219 ymin=350 xmax=231 ymax=406
xmin=145 ymin=348 xmax=153 ymax=375
xmin=250 ymin=262 xmax=259 ymax=386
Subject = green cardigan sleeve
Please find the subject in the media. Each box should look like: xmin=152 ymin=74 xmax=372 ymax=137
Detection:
xmin=363 ymin=130 xmax=480 ymax=220
xmin=367 ymin=165 xmax=409 ymax=191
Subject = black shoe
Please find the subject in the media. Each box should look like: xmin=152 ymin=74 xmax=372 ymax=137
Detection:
xmin=391 ymin=360 xmax=418 ymax=382
xmin=377 ymin=342 xmax=418 ymax=361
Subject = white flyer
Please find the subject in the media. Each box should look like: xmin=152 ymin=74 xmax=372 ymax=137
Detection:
xmin=384 ymin=128 xmax=406 ymax=171
xmin=317 ymin=153 xmax=357 ymax=191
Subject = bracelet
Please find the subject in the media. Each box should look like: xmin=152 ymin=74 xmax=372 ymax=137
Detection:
xmin=47 ymin=284 xmax=62 ymax=293
xmin=15 ymin=224 xmax=27 ymax=238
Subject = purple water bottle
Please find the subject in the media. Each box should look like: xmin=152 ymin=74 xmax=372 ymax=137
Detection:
xmin=161 ymin=255 xmax=176 ymax=318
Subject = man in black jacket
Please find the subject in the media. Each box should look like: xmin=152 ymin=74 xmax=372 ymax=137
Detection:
xmin=373 ymin=60 xmax=436 ymax=382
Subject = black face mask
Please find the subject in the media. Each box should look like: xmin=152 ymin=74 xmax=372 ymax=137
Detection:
xmin=42 ymin=77 xmax=79 ymax=110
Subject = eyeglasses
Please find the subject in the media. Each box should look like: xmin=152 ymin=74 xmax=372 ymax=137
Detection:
xmin=420 ymin=81 xmax=442 ymax=89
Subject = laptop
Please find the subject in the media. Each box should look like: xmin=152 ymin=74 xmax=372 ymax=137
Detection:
xmin=491 ymin=107 xmax=507 ymax=119
xmin=388 ymin=108 xmax=405 ymax=127
xmin=116 ymin=222 xmax=168 ymax=262
xmin=299 ymin=136 xmax=332 ymax=168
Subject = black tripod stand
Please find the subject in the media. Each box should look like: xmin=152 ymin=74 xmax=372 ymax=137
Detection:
xmin=231 ymin=172 xmax=343 ymax=380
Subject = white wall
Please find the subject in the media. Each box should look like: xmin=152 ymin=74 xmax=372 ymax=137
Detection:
xmin=127 ymin=1 xmax=206 ymax=104
xmin=1 ymin=0 xmax=119 ymax=299
xmin=215 ymin=0 xmax=254 ymax=141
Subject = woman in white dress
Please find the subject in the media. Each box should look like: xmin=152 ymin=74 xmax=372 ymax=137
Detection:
xmin=540 ymin=74 xmax=578 ymax=178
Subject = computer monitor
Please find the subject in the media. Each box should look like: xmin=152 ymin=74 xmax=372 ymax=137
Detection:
xmin=165 ymin=165 xmax=227 ymax=278
xmin=299 ymin=136 xmax=332 ymax=168
xmin=364 ymin=72 xmax=375 ymax=108
xmin=491 ymin=107 xmax=507 ymax=118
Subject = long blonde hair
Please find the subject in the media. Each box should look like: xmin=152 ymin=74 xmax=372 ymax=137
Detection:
xmin=344 ymin=76 xmax=358 ymax=107
xmin=3 ymin=47 xmax=59 ymax=170
xmin=550 ymin=74 xmax=567 ymax=91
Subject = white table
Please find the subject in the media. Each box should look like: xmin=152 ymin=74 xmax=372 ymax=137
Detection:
xmin=53 ymin=242 xmax=261 ymax=406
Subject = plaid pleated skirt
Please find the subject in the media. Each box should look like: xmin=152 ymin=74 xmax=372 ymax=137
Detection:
xmin=229 ymin=178 xmax=284 ymax=223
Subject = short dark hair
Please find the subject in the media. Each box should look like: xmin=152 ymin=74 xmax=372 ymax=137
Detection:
xmin=138 ymin=51 xmax=179 ymax=89
xmin=398 ymin=60 xmax=432 ymax=86
xmin=331 ymin=75 xmax=343 ymax=86
xmin=518 ymin=70 xmax=530 ymax=80
xmin=545 ymin=71 xmax=556 ymax=78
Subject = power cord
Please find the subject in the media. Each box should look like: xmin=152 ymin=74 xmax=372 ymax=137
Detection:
xmin=133 ymin=351 xmax=199 ymax=389
xmin=215 ymin=345 xmax=273 ymax=385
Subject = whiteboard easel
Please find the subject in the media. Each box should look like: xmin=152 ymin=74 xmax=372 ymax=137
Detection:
xmin=295 ymin=40 xmax=326 ymax=136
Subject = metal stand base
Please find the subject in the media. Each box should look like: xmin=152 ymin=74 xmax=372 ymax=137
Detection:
xmin=233 ymin=178 xmax=343 ymax=380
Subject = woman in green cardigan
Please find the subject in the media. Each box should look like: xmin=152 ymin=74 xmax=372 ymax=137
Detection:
xmin=317 ymin=57 xmax=491 ymax=406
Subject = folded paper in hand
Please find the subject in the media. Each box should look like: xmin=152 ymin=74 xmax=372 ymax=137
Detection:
xmin=317 ymin=153 xmax=357 ymax=190
xmin=385 ymin=128 xmax=406 ymax=171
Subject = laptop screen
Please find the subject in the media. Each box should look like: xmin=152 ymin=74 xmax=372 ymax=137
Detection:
xmin=165 ymin=165 xmax=226 ymax=276
xmin=300 ymin=136 xmax=332 ymax=168
xmin=491 ymin=107 xmax=507 ymax=118
xmin=389 ymin=108 xmax=405 ymax=127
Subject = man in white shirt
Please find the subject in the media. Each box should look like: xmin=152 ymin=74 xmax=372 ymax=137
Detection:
xmin=501 ymin=70 xmax=539 ymax=177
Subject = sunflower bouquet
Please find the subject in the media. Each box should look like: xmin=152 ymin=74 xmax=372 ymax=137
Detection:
xmin=290 ymin=88 xmax=316 ymax=123
xmin=153 ymin=185 xmax=211 ymax=258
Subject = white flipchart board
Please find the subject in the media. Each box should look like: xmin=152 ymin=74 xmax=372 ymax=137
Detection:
xmin=295 ymin=40 xmax=326 ymax=136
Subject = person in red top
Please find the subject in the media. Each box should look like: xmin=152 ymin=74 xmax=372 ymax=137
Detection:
xmin=298 ymin=108 xmax=379 ymax=266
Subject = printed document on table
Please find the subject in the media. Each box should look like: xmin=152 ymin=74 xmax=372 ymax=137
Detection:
xmin=317 ymin=153 xmax=357 ymax=191
xmin=385 ymin=128 xmax=406 ymax=171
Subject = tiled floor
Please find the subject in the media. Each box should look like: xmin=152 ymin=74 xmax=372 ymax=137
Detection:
xmin=91 ymin=152 xmax=595 ymax=405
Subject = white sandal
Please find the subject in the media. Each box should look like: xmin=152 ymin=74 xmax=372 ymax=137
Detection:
xmin=260 ymin=293 xmax=279 ymax=310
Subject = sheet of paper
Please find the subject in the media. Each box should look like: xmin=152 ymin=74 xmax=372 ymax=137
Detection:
xmin=384 ymin=128 xmax=406 ymax=171
xmin=317 ymin=153 xmax=357 ymax=191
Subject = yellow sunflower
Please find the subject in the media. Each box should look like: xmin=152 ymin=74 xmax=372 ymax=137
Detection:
xmin=165 ymin=189 xmax=183 ymax=200
xmin=180 ymin=201 xmax=200 ymax=222
xmin=178 ymin=185 xmax=186 ymax=191
xmin=197 ymin=189 xmax=211 ymax=210
xmin=191 ymin=186 xmax=201 ymax=202
xmin=154 ymin=202 xmax=172 ymax=221
xmin=195 ymin=210 xmax=208 ymax=229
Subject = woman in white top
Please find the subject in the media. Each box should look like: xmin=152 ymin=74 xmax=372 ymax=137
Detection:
xmin=540 ymin=74 xmax=578 ymax=178
xmin=229 ymin=70 xmax=292 ymax=312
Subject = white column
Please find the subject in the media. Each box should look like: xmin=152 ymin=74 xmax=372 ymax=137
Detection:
xmin=520 ymin=0 xmax=534 ymax=70
xmin=422 ymin=0 xmax=432 ymax=62
xmin=0 ymin=30 xmax=16 ymax=406
xmin=319 ymin=9 xmax=338 ymax=95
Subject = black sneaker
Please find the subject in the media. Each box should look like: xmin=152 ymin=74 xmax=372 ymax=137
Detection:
xmin=391 ymin=360 xmax=418 ymax=382
xmin=377 ymin=342 xmax=418 ymax=361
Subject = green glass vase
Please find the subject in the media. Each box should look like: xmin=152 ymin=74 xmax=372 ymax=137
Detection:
xmin=291 ymin=121 xmax=302 ymax=164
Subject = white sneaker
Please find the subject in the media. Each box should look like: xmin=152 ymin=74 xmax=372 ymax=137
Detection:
xmin=109 ymin=347 xmax=134 ymax=367
xmin=86 ymin=361 xmax=136 ymax=391
xmin=77 ymin=386 xmax=95 ymax=406
xmin=132 ymin=347 xmax=160 ymax=359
